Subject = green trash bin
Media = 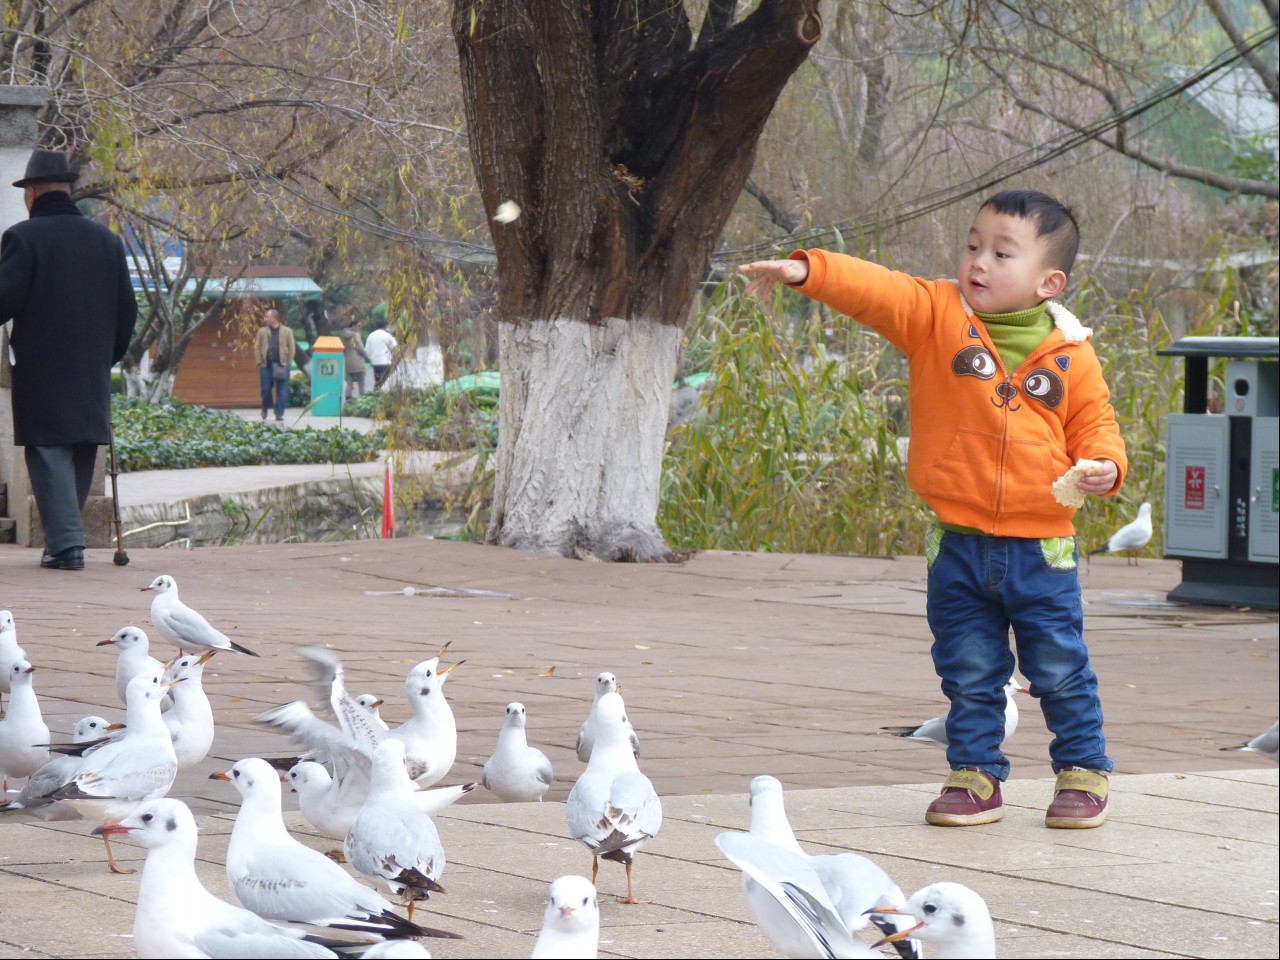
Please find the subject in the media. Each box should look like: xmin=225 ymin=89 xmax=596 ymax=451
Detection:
xmin=309 ymin=335 xmax=345 ymax=416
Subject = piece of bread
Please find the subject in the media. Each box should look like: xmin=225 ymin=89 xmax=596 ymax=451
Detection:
xmin=1052 ymin=458 xmax=1104 ymax=508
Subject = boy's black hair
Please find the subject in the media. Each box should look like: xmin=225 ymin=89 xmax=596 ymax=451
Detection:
xmin=978 ymin=189 xmax=1080 ymax=275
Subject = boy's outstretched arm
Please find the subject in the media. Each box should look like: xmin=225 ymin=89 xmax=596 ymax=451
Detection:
xmin=739 ymin=259 xmax=809 ymax=298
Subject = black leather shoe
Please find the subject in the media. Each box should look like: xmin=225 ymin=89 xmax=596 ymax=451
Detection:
xmin=40 ymin=547 xmax=85 ymax=570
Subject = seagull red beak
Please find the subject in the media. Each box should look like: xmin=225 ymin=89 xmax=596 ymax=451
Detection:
xmin=139 ymin=586 xmax=153 ymax=592
xmin=209 ymin=770 xmax=233 ymax=782
xmin=92 ymin=821 xmax=133 ymax=837
xmin=864 ymin=905 xmax=924 ymax=946
xmin=96 ymin=638 xmax=116 ymax=647
xmin=196 ymin=649 xmax=216 ymax=665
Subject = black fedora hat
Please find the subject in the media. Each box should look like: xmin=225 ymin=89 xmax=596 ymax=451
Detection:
xmin=12 ymin=149 xmax=78 ymax=188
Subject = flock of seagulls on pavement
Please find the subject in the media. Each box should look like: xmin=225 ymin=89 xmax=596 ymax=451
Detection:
xmin=1 ymin=562 xmax=1276 ymax=959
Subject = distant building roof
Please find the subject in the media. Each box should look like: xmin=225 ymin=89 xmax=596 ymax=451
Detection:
xmin=181 ymin=266 xmax=324 ymax=301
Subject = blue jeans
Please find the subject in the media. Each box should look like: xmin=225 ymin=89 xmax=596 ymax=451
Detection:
xmin=260 ymin=365 xmax=289 ymax=418
xmin=926 ymin=531 xmax=1112 ymax=780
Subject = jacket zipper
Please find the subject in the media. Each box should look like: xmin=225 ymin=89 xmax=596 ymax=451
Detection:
xmin=978 ymin=329 xmax=1075 ymax=534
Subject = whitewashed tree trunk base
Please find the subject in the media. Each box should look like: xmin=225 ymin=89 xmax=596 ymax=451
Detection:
xmin=488 ymin=316 xmax=680 ymax=561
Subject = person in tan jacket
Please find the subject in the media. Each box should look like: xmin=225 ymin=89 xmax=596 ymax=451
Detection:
xmin=253 ymin=308 xmax=296 ymax=421
xmin=741 ymin=189 xmax=1126 ymax=832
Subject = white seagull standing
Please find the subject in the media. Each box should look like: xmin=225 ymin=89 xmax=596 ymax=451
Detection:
xmin=385 ymin=656 xmax=461 ymax=787
xmin=95 ymin=797 xmax=357 ymax=959
xmin=868 ymin=882 xmax=996 ymax=958
xmin=48 ymin=669 xmax=179 ymax=873
xmin=143 ymin=574 xmax=260 ymax=657
xmin=213 ymin=757 xmax=457 ymax=941
xmin=3 ymin=716 xmax=111 ymax=816
xmin=98 ymin=626 xmax=166 ymax=706
xmin=163 ymin=651 xmax=217 ymax=770
xmin=880 ymin=678 xmax=1026 ymax=748
xmin=0 ymin=610 xmax=26 ymax=717
xmin=0 ymin=659 xmax=50 ymax=794
xmin=576 ymin=672 xmax=639 ymax=762
xmin=530 ymin=875 xmax=600 ymax=960
xmin=1088 ymin=501 xmax=1153 ymax=565
xmin=738 ymin=775 xmax=918 ymax=958
xmin=482 ymin=702 xmax=553 ymax=802
xmin=345 ymin=739 xmax=447 ymax=921
xmin=566 ymin=691 xmax=661 ymax=904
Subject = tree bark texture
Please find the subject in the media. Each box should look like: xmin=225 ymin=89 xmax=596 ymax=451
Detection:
xmin=453 ymin=0 xmax=821 ymax=560
xmin=490 ymin=316 xmax=680 ymax=560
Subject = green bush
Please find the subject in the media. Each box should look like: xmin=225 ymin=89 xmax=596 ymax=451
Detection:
xmin=111 ymin=397 xmax=381 ymax=472
xmin=344 ymin=385 xmax=498 ymax=451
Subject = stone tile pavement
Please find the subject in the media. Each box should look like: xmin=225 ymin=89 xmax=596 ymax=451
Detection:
xmin=0 ymin=537 xmax=1276 ymax=958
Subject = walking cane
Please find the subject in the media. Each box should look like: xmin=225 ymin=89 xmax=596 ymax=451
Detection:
xmin=107 ymin=419 xmax=129 ymax=566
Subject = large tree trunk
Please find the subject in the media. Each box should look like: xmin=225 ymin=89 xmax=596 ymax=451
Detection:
xmin=454 ymin=0 xmax=821 ymax=560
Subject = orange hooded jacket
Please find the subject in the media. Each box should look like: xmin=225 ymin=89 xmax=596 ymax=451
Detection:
xmin=792 ymin=250 xmax=1127 ymax=538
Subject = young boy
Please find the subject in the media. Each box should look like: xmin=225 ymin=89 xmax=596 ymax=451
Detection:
xmin=740 ymin=190 xmax=1126 ymax=829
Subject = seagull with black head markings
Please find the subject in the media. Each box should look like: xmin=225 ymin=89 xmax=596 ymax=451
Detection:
xmin=143 ymin=574 xmax=260 ymax=657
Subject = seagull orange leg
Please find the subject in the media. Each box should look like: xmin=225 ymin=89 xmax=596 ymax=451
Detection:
xmin=616 ymin=862 xmax=651 ymax=905
xmin=102 ymin=834 xmax=134 ymax=875
xmin=591 ymin=855 xmax=599 ymax=885
xmin=407 ymin=900 xmax=415 ymax=923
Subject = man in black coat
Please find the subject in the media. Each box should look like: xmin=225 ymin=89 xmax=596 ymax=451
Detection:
xmin=0 ymin=150 xmax=137 ymax=570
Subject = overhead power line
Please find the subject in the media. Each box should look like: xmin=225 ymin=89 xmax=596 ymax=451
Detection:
xmin=713 ymin=25 xmax=1279 ymax=265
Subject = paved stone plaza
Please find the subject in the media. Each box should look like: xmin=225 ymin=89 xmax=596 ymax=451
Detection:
xmin=1 ymin=536 xmax=1276 ymax=958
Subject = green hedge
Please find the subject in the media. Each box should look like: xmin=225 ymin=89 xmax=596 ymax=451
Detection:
xmin=111 ymin=397 xmax=382 ymax=472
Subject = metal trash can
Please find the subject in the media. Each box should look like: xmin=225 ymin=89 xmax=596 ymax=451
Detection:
xmin=1159 ymin=336 xmax=1279 ymax=609
xmin=309 ymin=335 xmax=345 ymax=417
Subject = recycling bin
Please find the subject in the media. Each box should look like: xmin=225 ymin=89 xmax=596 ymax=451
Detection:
xmin=309 ymin=335 xmax=345 ymax=417
xmin=1159 ymin=336 xmax=1279 ymax=609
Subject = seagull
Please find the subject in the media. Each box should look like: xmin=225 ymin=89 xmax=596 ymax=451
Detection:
xmin=143 ymin=574 xmax=260 ymax=657
xmin=98 ymin=626 xmax=167 ymax=706
xmin=868 ymin=882 xmax=996 ymax=958
xmin=94 ymin=797 xmax=373 ymax=959
xmin=1221 ymin=719 xmax=1279 ymax=761
xmin=0 ymin=610 xmax=26 ymax=717
xmin=385 ymin=655 xmax=461 ymax=787
xmin=163 ymin=650 xmax=217 ymax=770
xmin=357 ymin=694 xmax=389 ymax=731
xmin=880 ymin=678 xmax=1026 ymax=748
xmin=715 ymin=831 xmax=879 ymax=959
xmin=344 ymin=739 xmax=447 ymax=921
xmin=566 ymin=691 xmax=661 ymax=904
xmin=742 ymin=776 xmax=919 ymax=958
xmin=576 ymin=672 xmax=639 ymax=762
xmin=1088 ymin=502 xmax=1153 ymax=565
xmin=257 ymin=648 xmax=460 ymax=788
xmin=48 ymin=669 xmax=179 ymax=873
xmin=0 ymin=659 xmax=50 ymax=794
xmin=530 ymin=875 xmax=600 ymax=960
xmin=213 ymin=757 xmax=458 ymax=940
xmin=288 ymin=761 xmax=476 ymax=843
xmin=2 ymin=716 xmax=111 ymax=817
xmin=482 ymin=702 xmax=553 ymax=802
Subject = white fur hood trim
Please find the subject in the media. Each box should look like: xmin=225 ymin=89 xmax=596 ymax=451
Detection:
xmin=1046 ymin=300 xmax=1092 ymax=342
